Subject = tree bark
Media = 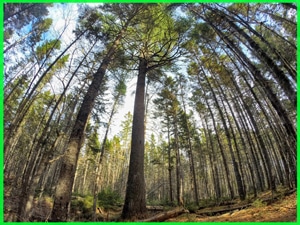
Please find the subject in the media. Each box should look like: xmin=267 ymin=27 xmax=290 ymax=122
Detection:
xmin=121 ymin=58 xmax=148 ymax=220
xmin=50 ymin=24 xmax=128 ymax=221
xmin=173 ymin=114 xmax=184 ymax=206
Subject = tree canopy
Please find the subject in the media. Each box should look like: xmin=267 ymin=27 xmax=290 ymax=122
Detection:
xmin=3 ymin=3 xmax=296 ymax=222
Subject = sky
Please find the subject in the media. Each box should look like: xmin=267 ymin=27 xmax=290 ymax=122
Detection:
xmin=47 ymin=4 xmax=77 ymax=46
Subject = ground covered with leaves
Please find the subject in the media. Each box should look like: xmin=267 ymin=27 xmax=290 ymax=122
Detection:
xmin=167 ymin=191 xmax=296 ymax=222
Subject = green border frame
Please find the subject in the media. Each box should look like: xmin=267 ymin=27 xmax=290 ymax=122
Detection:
xmin=1 ymin=0 xmax=298 ymax=224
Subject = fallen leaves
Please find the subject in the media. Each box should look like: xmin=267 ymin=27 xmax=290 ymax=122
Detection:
xmin=166 ymin=192 xmax=296 ymax=222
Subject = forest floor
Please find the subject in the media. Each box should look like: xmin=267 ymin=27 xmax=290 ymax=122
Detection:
xmin=4 ymin=185 xmax=296 ymax=222
xmin=96 ymin=188 xmax=296 ymax=222
xmin=166 ymin=191 xmax=297 ymax=222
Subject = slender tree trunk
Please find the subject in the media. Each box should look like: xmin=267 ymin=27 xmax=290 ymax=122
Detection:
xmin=203 ymin=117 xmax=221 ymax=199
xmin=178 ymin=77 xmax=199 ymax=205
xmin=217 ymin=5 xmax=296 ymax=81
xmin=4 ymin=4 xmax=36 ymax=22
xmin=223 ymin=13 xmax=296 ymax=107
xmin=216 ymin=81 xmax=247 ymax=200
xmin=4 ymin=29 xmax=87 ymax=160
xmin=4 ymin=29 xmax=35 ymax=53
xmin=192 ymin=56 xmax=234 ymax=199
xmin=173 ymin=117 xmax=184 ymax=206
xmin=190 ymin=6 xmax=296 ymax=146
xmin=17 ymin=134 xmax=63 ymax=221
xmin=15 ymin=42 xmax=97 ymax=221
xmin=223 ymin=47 xmax=292 ymax=189
xmin=166 ymin=118 xmax=174 ymax=204
xmin=92 ymin=93 xmax=120 ymax=221
xmin=121 ymin=58 xmax=147 ymax=220
xmin=229 ymin=92 xmax=258 ymax=196
xmin=204 ymin=74 xmax=245 ymax=200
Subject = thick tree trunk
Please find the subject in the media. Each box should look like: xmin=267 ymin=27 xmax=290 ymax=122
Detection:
xmin=121 ymin=58 xmax=147 ymax=220
xmin=50 ymin=70 xmax=106 ymax=221
xmin=50 ymin=28 xmax=126 ymax=221
xmin=16 ymin=42 xmax=96 ymax=221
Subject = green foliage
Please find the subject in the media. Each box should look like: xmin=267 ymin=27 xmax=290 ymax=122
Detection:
xmin=120 ymin=112 xmax=133 ymax=144
xmin=185 ymin=203 xmax=199 ymax=213
xmin=87 ymin=126 xmax=101 ymax=154
xmin=36 ymin=39 xmax=61 ymax=61
xmin=71 ymin=194 xmax=94 ymax=219
xmin=4 ymin=3 xmax=53 ymax=41
xmin=98 ymin=187 xmax=122 ymax=210
xmin=115 ymin=80 xmax=127 ymax=97
xmin=190 ymin=22 xmax=216 ymax=42
xmin=252 ymin=199 xmax=267 ymax=208
xmin=29 ymin=18 xmax=53 ymax=46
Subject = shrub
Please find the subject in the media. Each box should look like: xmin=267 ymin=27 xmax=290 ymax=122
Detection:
xmin=185 ymin=203 xmax=199 ymax=213
xmin=71 ymin=194 xmax=94 ymax=220
xmin=252 ymin=199 xmax=266 ymax=208
xmin=97 ymin=187 xmax=122 ymax=210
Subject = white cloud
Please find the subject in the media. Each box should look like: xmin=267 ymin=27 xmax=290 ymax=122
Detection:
xmin=47 ymin=3 xmax=78 ymax=45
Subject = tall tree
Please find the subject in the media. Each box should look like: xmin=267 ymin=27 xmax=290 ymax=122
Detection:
xmin=50 ymin=5 xmax=143 ymax=221
xmin=121 ymin=4 xmax=185 ymax=220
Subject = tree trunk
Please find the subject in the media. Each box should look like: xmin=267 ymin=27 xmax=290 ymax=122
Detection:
xmin=121 ymin=58 xmax=147 ymax=220
xmin=218 ymin=5 xmax=296 ymax=82
xmin=50 ymin=26 xmax=127 ymax=221
xmin=190 ymin=6 xmax=296 ymax=147
xmin=167 ymin=118 xmax=174 ymax=204
xmin=204 ymin=74 xmax=245 ymax=200
xmin=16 ymin=41 xmax=97 ymax=221
xmin=173 ymin=114 xmax=184 ymax=206
xmin=178 ymin=77 xmax=199 ymax=205
xmin=223 ymin=13 xmax=296 ymax=107
xmin=202 ymin=116 xmax=221 ymax=199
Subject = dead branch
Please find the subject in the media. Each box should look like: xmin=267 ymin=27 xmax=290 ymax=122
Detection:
xmin=139 ymin=207 xmax=189 ymax=222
